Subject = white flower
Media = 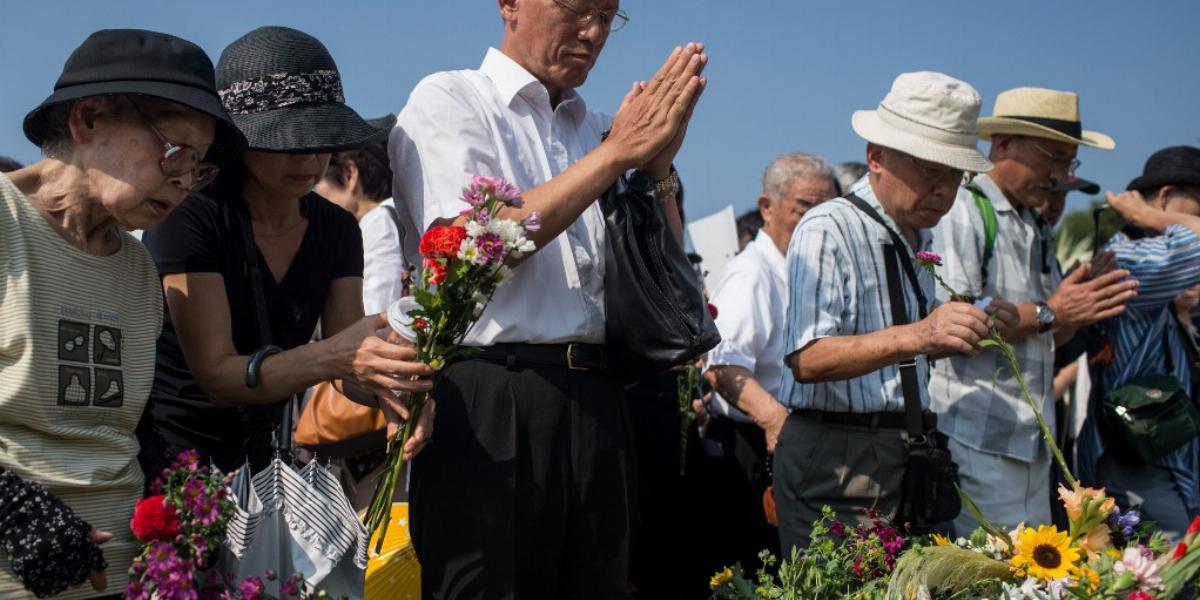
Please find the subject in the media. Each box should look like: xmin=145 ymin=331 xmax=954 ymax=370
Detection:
xmin=465 ymin=220 xmax=486 ymax=238
xmin=485 ymin=218 xmax=523 ymax=243
xmin=458 ymin=238 xmax=485 ymax=265
xmin=1114 ymin=546 xmax=1163 ymax=591
xmin=493 ymin=265 xmax=514 ymax=283
xmin=999 ymin=577 xmax=1053 ymax=600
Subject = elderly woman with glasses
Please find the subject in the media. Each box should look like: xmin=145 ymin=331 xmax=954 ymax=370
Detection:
xmin=0 ymin=30 xmax=243 ymax=599
xmin=136 ymin=26 xmax=434 ymax=483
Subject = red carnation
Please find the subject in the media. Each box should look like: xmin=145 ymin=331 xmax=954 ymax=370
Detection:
xmin=1187 ymin=516 xmax=1200 ymax=539
xmin=419 ymin=226 xmax=468 ymax=258
xmin=707 ymin=303 xmax=719 ymax=319
xmin=130 ymin=495 xmax=181 ymax=542
xmin=1174 ymin=542 xmax=1189 ymax=560
xmin=424 ymin=258 xmax=448 ymax=286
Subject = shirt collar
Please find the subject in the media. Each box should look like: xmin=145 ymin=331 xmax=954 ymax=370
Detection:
xmin=480 ymin=47 xmax=588 ymax=124
xmin=852 ymin=176 xmax=933 ymax=251
xmin=752 ymin=229 xmax=787 ymax=279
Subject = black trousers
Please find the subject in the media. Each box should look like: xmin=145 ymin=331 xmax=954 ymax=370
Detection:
xmin=410 ymin=358 xmax=632 ymax=600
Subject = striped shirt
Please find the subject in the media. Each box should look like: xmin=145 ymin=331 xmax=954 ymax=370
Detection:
xmin=1077 ymin=225 xmax=1200 ymax=511
xmin=777 ymin=176 xmax=937 ymax=413
xmin=929 ymin=174 xmax=1063 ymax=462
xmin=0 ymin=173 xmax=162 ymax=598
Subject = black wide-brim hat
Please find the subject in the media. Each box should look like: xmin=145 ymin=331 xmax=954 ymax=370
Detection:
xmin=1127 ymin=146 xmax=1200 ymax=192
xmin=216 ymin=26 xmax=388 ymax=154
xmin=23 ymin=29 xmax=244 ymax=159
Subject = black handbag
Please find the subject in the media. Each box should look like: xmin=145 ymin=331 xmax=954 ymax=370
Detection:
xmin=600 ymin=170 xmax=720 ymax=382
xmin=844 ymin=194 xmax=961 ymax=533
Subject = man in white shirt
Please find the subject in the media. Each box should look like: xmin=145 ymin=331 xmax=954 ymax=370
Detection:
xmin=701 ymin=152 xmax=839 ymax=575
xmin=390 ymin=1 xmax=708 ymax=597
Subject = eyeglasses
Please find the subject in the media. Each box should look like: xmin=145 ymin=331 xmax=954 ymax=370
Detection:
xmin=551 ymin=0 xmax=629 ymax=32
xmin=897 ymin=152 xmax=967 ymax=184
xmin=125 ymin=97 xmax=219 ymax=192
xmin=1028 ymin=140 xmax=1081 ymax=178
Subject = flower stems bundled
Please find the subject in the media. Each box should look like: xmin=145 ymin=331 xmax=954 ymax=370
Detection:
xmin=364 ymin=175 xmax=539 ymax=553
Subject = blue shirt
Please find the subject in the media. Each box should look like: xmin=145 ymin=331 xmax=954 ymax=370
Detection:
xmin=1078 ymin=224 xmax=1200 ymax=511
xmin=777 ymin=176 xmax=936 ymax=412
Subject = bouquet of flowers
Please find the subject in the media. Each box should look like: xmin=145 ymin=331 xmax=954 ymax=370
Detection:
xmin=127 ymin=451 xmax=338 ymax=600
xmin=364 ymin=175 xmax=539 ymax=551
xmin=710 ymin=507 xmax=909 ymax=600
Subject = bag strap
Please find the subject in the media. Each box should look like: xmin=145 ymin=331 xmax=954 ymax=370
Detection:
xmin=844 ymin=193 xmax=927 ymax=439
xmin=966 ymin=184 xmax=997 ymax=289
xmin=842 ymin=194 xmax=929 ymax=318
xmin=235 ymin=197 xmax=294 ymax=456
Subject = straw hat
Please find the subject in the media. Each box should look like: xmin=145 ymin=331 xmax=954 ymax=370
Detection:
xmin=851 ymin=71 xmax=993 ymax=173
xmin=977 ymin=87 xmax=1114 ymax=150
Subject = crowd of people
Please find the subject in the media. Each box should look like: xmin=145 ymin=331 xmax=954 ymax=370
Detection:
xmin=1 ymin=2 xmax=1200 ymax=600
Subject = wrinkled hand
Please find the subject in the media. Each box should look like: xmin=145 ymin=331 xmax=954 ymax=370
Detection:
xmin=1048 ymin=263 xmax=1138 ymax=328
xmin=86 ymin=530 xmax=111 ymax=592
xmin=985 ymin=298 xmax=1021 ymax=340
xmin=332 ymin=314 xmax=434 ymax=398
xmin=606 ymin=43 xmax=708 ymax=173
xmin=1107 ymin=190 xmax=1161 ymax=232
xmin=379 ymin=393 xmax=437 ymax=461
xmin=914 ymin=302 xmax=992 ymax=358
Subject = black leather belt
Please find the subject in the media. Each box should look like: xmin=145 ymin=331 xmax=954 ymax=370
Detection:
xmin=792 ymin=409 xmax=937 ymax=431
xmin=473 ymin=343 xmax=609 ymax=371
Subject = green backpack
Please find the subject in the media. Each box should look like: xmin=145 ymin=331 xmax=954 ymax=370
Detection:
xmin=967 ymin=184 xmax=997 ymax=288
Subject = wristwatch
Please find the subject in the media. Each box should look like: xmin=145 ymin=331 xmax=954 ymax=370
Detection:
xmin=1035 ymin=301 xmax=1056 ymax=333
xmin=653 ymin=171 xmax=681 ymax=199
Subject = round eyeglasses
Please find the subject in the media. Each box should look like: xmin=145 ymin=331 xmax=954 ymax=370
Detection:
xmin=126 ymin=97 xmax=219 ymax=192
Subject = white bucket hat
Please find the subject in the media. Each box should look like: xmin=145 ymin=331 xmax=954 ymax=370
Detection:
xmin=852 ymin=71 xmax=993 ymax=173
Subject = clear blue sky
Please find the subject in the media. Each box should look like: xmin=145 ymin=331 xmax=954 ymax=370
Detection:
xmin=2 ymin=1 xmax=1198 ymax=219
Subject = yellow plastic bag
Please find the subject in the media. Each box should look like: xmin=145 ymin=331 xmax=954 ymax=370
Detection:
xmin=365 ymin=503 xmax=420 ymax=599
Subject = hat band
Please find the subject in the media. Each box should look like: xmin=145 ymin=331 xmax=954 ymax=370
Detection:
xmin=1001 ymin=115 xmax=1082 ymax=140
xmin=877 ymin=103 xmax=978 ymax=147
xmin=219 ymin=69 xmax=345 ymax=115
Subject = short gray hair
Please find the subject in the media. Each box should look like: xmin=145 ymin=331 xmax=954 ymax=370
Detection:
xmin=761 ymin=152 xmax=838 ymax=200
xmin=833 ymin=161 xmax=868 ymax=195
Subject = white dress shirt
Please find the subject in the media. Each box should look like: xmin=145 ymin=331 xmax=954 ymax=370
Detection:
xmin=705 ymin=230 xmax=789 ymax=422
xmin=390 ymin=48 xmax=612 ymax=345
xmin=359 ymin=199 xmax=408 ymax=315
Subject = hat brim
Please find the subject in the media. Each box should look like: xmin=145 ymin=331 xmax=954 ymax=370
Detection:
xmin=1056 ymin=178 xmax=1101 ymax=195
xmin=230 ymin=102 xmax=388 ymax=154
xmin=23 ymin=79 xmax=245 ymax=160
xmin=1127 ymin=172 xmax=1200 ymax=192
xmin=852 ymin=110 xmax=994 ymax=173
xmin=978 ymin=117 xmax=1115 ymax=150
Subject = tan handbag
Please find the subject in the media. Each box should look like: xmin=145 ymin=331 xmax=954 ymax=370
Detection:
xmin=294 ymin=381 xmax=388 ymax=458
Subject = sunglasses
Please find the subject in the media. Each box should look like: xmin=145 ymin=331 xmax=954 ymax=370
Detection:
xmin=125 ymin=97 xmax=219 ymax=192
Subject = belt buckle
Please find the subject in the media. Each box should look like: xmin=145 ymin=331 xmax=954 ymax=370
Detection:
xmin=566 ymin=343 xmax=588 ymax=371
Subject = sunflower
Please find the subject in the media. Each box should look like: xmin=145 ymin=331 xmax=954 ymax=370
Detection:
xmin=710 ymin=567 xmax=733 ymax=588
xmin=1010 ymin=525 xmax=1081 ymax=581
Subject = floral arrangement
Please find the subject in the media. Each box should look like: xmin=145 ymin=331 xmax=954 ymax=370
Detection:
xmin=126 ymin=451 xmax=342 ymax=600
xmin=707 ymin=252 xmax=1200 ymax=599
xmin=364 ymin=175 xmax=539 ymax=550
xmin=710 ymin=507 xmax=908 ymax=599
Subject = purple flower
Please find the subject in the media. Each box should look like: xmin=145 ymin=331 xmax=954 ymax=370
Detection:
xmin=829 ymin=521 xmax=846 ymax=537
xmin=475 ymin=232 xmax=507 ymax=264
xmin=460 ymin=185 xmax=487 ymax=208
xmin=524 ymin=212 xmax=542 ymax=232
xmin=238 ymin=576 xmax=265 ymax=600
xmin=471 ymin=174 xmax=523 ymax=207
xmin=175 ymin=449 xmax=202 ymax=472
xmin=280 ymin=576 xmax=300 ymax=597
xmin=915 ymin=251 xmax=943 ymax=267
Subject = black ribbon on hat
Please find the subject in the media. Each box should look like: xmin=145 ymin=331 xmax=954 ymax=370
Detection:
xmin=1004 ymin=115 xmax=1083 ymax=140
xmin=219 ymin=69 xmax=345 ymax=115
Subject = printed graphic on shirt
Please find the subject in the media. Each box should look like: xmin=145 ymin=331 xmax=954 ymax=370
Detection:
xmin=56 ymin=319 xmax=125 ymax=408
xmin=58 ymin=320 xmax=90 ymax=362
xmin=93 ymin=368 xmax=124 ymax=407
xmin=58 ymin=365 xmax=91 ymax=406
xmin=93 ymin=325 xmax=122 ymax=366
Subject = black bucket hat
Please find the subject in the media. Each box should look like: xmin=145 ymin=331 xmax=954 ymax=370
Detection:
xmin=1127 ymin=146 xmax=1200 ymax=192
xmin=23 ymin=29 xmax=244 ymax=158
xmin=216 ymin=26 xmax=388 ymax=154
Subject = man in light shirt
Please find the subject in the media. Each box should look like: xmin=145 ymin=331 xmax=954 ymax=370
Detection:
xmin=390 ymin=1 xmax=708 ymax=597
xmin=702 ymin=152 xmax=839 ymax=574
xmin=774 ymin=72 xmax=1018 ymax=550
